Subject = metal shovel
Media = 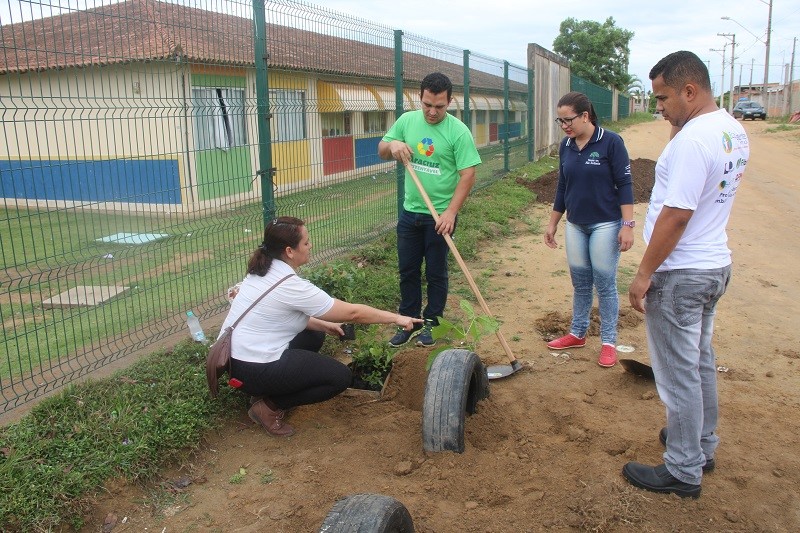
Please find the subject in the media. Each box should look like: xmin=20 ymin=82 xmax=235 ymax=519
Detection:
xmin=403 ymin=161 xmax=522 ymax=380
xmin=619 ymin=359 xmax=655 ymax=380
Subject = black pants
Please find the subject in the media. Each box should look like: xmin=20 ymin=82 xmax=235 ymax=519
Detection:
xmin=230 ymin=329 xmax=351 ymax=409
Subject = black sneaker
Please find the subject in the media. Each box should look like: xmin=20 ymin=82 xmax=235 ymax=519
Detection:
xmin=416 ymin=319 xmax=435 ymax=347
xmin=388 ymin=324 xmax=422 ymax=347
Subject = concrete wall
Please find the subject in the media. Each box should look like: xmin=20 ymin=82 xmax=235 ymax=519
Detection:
xmin=528 ymin=43 xmax=570 ymax=159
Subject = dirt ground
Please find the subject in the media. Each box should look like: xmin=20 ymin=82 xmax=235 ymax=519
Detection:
xmin=85 ymin=119 xmax=800 ymax=532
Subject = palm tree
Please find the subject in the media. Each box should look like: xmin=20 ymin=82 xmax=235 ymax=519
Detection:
xmin=626 ymin=75 xmax=648 ymax=112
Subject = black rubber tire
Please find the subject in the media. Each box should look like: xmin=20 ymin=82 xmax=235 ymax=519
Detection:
xmin=421 ymin=349 xmax=490 ymax=453
xmin=319 ymin=493 xmax=414 ymax=533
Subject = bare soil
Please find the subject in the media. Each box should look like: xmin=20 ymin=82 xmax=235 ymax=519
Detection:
xmin=84 ymin=119 xmax=800 ymax=533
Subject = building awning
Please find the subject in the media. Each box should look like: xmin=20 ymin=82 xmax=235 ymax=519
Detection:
xmin=509 ymin=98 xmax=528 ymax=112
xmin=448 ymin=94 xmax=465 ymax=111
xmin=317 ymin=81 xmax=380 ymax=112
xmin=403 ymin=90 xmax=419 ymax=110
xmin=483 ymin=95 xmax=505 ymax=111
xmin=371 ymin=85 xmax=417 ymax=111
xmin=469 ymin=95 xmax=491 ymax=111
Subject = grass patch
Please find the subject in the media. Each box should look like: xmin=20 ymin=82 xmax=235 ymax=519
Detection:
xmin=764 ymin=123 xmax=800 ymax=133
xmin=0 ymin=340 xmax=240 ymax=531
xmin=617 ymin=265 xmax=636 ymax=294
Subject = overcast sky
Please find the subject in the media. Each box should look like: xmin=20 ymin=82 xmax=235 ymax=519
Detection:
xmin=321 ymin=0 xmax=799 ymax=95
xmin=2 ymin=0 xmax=798 ymax=96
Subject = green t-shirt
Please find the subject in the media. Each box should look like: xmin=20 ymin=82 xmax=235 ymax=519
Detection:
xmin=382 ymin=111 xmax=481 ymax=214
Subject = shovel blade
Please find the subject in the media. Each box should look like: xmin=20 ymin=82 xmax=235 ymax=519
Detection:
xmin=486 ymin=360 xmax=522 ymax=380
xmin=619 ymin=358 xmax=655 ymax=380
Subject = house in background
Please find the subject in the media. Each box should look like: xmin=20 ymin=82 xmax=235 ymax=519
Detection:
xmin=0 ymin=0 xmax=528 ymax=214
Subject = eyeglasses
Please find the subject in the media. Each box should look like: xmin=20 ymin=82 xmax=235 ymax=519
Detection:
xmin=554 ymin=113 xmax=583 ymax=126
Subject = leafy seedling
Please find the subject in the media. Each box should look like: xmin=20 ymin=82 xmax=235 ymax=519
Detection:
xmin=427 ymin=299 xmax=500 ymax=370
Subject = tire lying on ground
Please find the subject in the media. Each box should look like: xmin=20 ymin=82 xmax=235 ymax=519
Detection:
xmin=319 ymin=493 xmax=414 ymax=532
xmin=422 ymin=349 xmax=490 ymax=453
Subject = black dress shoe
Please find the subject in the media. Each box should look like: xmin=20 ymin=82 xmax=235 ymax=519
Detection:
xmin=622 ymin=462 xmax=701 ymax=498
xmin=659 ymin=428 xmax=716 ymax=473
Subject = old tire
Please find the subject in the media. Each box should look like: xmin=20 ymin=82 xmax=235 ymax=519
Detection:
xmin=422 ymin=349 xmax=490 ymax=453
xmin=319 ymin=493 xmax=414 ymax=532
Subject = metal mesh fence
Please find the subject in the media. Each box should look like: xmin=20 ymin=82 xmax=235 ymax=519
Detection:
xmin=571 ymin=73 xmax=613 ymax=123
xmin=618 ymin=93 xmax=630 ymax=119
xmin=0 ymin=0 xmax=534 ymax=414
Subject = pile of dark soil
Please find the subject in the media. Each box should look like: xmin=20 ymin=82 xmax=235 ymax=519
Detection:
xmin=517 ymin=158 xmax=656 ymax=205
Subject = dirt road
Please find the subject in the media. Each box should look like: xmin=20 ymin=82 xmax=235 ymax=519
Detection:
xmin=85 ymin=119 xmax=800 ymax=532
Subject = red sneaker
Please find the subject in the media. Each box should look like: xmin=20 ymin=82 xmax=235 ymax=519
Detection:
xmin=547 ymin=333 xmax=586 ymax=350
xmin=598 ymin=344 xmax=617 ymax=367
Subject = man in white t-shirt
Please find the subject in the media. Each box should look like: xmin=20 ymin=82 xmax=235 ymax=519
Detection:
xmin=623 ymin=51 xmax=749 ymax=498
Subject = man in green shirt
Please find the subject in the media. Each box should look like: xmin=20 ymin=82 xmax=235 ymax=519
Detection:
xmin=379 ymin=72 xmax=482 ymax=347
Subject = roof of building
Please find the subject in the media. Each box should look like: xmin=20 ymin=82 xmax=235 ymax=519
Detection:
xmin=0 ymin=0 xmax=526 ymax=94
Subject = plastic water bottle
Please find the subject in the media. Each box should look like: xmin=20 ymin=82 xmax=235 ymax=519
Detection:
xmin=186 ymin=310 xmax=207 ymax=343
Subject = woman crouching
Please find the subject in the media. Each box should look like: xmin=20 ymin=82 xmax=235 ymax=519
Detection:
xmin=221 ymin=216 xmax=421 ymax=437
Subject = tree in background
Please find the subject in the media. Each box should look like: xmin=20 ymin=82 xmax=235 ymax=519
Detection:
xmin=553 ymin=17 xmax=634 ymax=91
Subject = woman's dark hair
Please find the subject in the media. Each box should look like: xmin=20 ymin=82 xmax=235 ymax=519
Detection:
xmin=557 ymin=91 xmax=598 ymax=126
xmin=247 ymin=216 xmax=305 ymax=276
xmin=649 ymin=51 xmax=711 ymax=92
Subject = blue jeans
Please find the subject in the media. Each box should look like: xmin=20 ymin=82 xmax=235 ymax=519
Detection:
xmin=564 ymin=220 xmax=621 ymax=345
xmin=397 ymin=209 xmax=451 ymax=323
xmin=645 ymin=266 xmax=731 ymax=484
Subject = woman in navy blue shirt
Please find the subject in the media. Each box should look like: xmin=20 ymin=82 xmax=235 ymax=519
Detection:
xmin=544 ymin=92 xmax=634 ymax=368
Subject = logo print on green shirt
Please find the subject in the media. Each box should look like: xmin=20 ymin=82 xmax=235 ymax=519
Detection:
xmin=417 ymin=137 xmax=435 ymax=157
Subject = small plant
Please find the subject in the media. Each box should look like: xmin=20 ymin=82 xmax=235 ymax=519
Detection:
xmin=348 ymin=325 xmax=396 ymax=390
xmin=427 ymin=299 xmax=500 ymax=370
xmin=261 ymin=470 xmax=276 ymax=484
xmin=303 ymin=260 xmax=366 ymax=302
xmin=229 ymin=467 xmax=247 ymax=484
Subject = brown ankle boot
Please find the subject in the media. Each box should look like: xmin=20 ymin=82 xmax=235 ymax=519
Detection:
xmin=248 ymin=399 xmax=294 ymax=437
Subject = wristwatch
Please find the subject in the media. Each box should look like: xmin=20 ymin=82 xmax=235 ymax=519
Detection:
xmin=622 ymin=220 xmax=636 ymax=228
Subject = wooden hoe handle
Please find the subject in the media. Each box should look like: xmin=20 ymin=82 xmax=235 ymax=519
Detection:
xmin=403 ymin=160 xmax=517 ymax=364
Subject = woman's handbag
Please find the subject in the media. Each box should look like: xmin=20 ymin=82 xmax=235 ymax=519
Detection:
xmin=206 ymin=274 xmax=294 ymax=398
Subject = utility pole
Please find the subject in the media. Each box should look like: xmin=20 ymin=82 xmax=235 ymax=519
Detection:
xmin=730 ymin=34 xmax=736 ymax=112
xmin=718 ymin=33 xmax=736 ymax=113
xmin=749 ymin=58 xmax=755 ymax=95
xmin=711 ymin=45 xmax=727 ymax=109
xmin=764 ymin=0 xmax=772 ymax=90
xmin=788 ymin=37 xmax=797 ymax=116
xmin=762 ymin=0 xmax=773 ymax=113
xmin=739 ymin=64 xmax=743 ymax=100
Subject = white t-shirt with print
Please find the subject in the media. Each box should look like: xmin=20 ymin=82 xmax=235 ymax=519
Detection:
xmin=220 ymin=259 xmax=334 ymax=363
xmin=644 ymin=109 xmax=749 ymax=271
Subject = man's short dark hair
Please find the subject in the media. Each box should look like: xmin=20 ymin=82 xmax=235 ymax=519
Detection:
xmin=420 ymin=72 xmax=452 ymax=100
xmin=649 ymin=51 xmax=711 ymax=92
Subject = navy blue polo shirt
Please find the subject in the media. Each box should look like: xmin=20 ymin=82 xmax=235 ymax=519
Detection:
xmin=554 ymin=126 xmax=634 ymax=225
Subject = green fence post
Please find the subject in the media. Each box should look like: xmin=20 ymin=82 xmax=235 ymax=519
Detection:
xmin=253 ymin=0 xmax=275 ymax=226
xmin=528 ymin=67 xmax=535 ymax=162
xmin=503 ymin=61 xmax=510 ymax=172
xmin=394 ymin=29 xmax=405 ymax=217
xmin=463 ymin=50 xmax=471 ymax=130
